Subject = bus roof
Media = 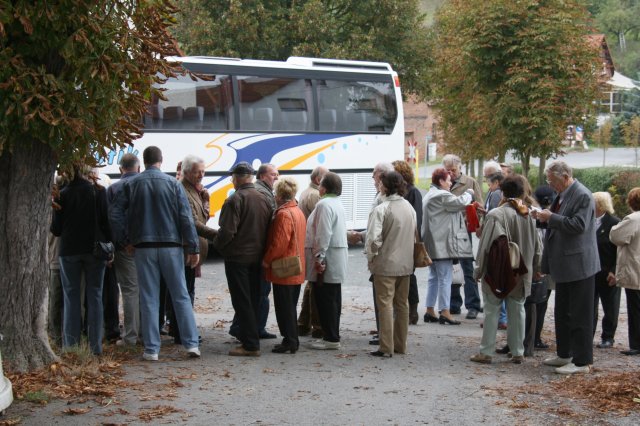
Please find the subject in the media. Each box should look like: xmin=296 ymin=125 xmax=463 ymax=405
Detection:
xmin=165 ymin=56 xmax=395 ymax=74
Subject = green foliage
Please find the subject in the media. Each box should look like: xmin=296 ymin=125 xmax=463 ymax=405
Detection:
xmin=593 ymin=0 xmax=640 ymax=79
xmin=428 ymin=0 xmax=600 ymax=174
xmin=0 ymin=1 xmax=180 ymax=168
xmin=573 ymin=167 xmax=640 ymax=216
xmin=171 ymin=0 xmax=432 ymax=99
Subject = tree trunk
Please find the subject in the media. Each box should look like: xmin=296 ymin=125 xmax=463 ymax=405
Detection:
xmin=0 ymin=138 xmax=58 ymax=372
xmin=521 ymin=153 xmax=531 ymax=180
xmin=538 ymin=156 xmax=546 ymax=188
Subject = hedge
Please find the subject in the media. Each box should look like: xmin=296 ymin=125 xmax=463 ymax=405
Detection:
xmin=514 ymin=165 xmax=640 ymax=216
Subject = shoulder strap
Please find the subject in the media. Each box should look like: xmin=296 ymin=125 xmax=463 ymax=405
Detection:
xmin=288 ymin=208 xmax=299 ymax=254
xmin=501 ymin=207 xmax=512 ymax=243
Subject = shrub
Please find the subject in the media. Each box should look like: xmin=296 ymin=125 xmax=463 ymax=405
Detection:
xmin=573 ymin=167 xmax=640 ymax=216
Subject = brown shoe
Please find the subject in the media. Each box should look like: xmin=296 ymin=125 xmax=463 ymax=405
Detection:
xmin=470 ymin=353 xmax=492 ymax=364
xmin=511 ymin=356 xmax=524 ymax=364
xmin=229 ymin=346 xmax=260 ymax=357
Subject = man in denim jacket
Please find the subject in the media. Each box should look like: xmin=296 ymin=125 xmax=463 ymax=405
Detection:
xmin=110 ymin=146 xmax=201 ymax=361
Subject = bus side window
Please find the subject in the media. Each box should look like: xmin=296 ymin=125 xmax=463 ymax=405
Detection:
xmin=254 ymin=107 xmax=273 ymax=131
xmin=319 ymin=109 xmax=337 ymax=131
xmin=282 ymin=110 xmax=308 ymax=131
xmin=160 ymin=106 xmax=184 ymax=128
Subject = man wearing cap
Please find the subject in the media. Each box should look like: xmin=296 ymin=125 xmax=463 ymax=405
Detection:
xmin=213 ymin=162 xmax=273 ymax=356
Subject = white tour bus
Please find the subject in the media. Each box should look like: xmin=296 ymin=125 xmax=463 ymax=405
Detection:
xmin=101 ymin=56 xmax=404 ymax=229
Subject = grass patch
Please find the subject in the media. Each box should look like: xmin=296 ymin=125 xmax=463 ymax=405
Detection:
xmin=24 ymin=390 xmax=49 ymax=405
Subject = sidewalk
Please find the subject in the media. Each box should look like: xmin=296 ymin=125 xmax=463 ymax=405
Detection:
xmin=5 ymin=248 xmax=640 ymax=425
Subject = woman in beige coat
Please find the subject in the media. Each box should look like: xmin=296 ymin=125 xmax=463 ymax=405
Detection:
xmin=365 ymin=171 xmax=416 ymax=357
xmin=609 ymin=187 xmax=640 ymax=356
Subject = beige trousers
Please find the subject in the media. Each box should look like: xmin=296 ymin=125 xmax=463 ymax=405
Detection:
xmin=374 ymin=274 xmax=410 ymax=354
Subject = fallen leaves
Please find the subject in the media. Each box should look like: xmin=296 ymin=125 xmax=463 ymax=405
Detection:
xmin=63 ymin=407 xmax=91 ymax=415
xmin=5 ymin=346 xmax=134 ymax=407
xmin=137 ymin=405 xmax=183 ymax=422
xmin=548 ymin=371 xmax=640 ymax=414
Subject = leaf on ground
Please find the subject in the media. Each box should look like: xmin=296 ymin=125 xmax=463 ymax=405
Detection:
xmin=137 ymin=405 xmax=183 ymax=423
xmin=63 ymin=407 xmax=91 ymax=415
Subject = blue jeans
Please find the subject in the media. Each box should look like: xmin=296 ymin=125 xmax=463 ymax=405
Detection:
xmin=59 ymin=254 xmax=106 ymax=355
xmin=449 ymin=258 xmax=481 ymax=312
xmin=426 ymin=260 xmax=453 ymax=311
xmin=135 ymin=246 xmax=199 ymax=355
xmin=499 ymin=301 xmax=508 ymax=325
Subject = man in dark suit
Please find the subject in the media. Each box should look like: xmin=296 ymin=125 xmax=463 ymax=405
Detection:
xmin=534 ymin=161 xmax=599 ymax=374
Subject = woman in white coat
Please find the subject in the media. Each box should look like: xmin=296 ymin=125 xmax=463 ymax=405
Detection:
xmin=305 ymin=172 xmax=348 ymax=350
xmin=609 ymin=187 xmax=640 ymax=356
xmin=422 ymin=168 xmax=473 ymax=325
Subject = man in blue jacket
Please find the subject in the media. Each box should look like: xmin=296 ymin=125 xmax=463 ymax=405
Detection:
xmin=110 ymin=146 xmax=201 ymax=361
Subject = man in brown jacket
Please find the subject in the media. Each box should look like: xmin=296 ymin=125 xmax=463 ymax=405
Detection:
xmin=169 ymin=155 xmax=217 ymax=345
xmin=213 ymin=162 xmax=273 ymax=356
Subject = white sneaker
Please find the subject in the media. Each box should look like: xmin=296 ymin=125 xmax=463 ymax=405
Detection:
xmin=142 ymin=352 xmax=158 ymax=361
xmin=542 ymin=356 xmax=572 ymax=367
xmin=186 ymin=347 xmax=201 ymax=358
xmin=555 ymin=363 xmax=591 ymax=375
xmin=309 ymin=340 xmax=341 ymax=350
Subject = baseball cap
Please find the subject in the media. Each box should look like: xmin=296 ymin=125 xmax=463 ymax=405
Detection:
xmin=229 ymin=161 xmax=255 ymax=175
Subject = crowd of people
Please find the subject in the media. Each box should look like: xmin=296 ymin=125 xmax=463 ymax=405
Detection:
xmin=48 ymin=147 xmax=640 ymax=373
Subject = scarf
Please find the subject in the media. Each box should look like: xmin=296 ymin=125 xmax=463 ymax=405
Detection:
xmin=499 ymin=198 xmax=529 ymax=217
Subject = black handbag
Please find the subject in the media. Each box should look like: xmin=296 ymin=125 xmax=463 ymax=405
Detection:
xmin=92 ymin=187 xmax=114 ymax=261
xmin=93 ymin=240 xmax=115 ymax=261
xmin=525 ymin=277 xmax=548 ymax=305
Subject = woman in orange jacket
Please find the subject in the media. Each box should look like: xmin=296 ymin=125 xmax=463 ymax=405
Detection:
xmin=262 ymin=177 xmax=307 ymax=353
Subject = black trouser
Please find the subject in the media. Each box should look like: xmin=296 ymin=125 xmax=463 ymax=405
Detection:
xmin=523 ymin=303 xmax=536 ymax=356
xmin=313 ymin=282 xmax=341 ymax=342
xmin=625 ymin=288 xmax=640 ymax=350
xmin=169 ymin=266 xmax=197 ymax=343
xmin=225 ymin=261 xmax=261 ymax=351
xmin=273 ymin=284 xmax=301 ymax=349
xmin=593 ymin=273 xmax=621 ymax=342
xmin=408 ymin=273 xmax=419 ymax=305
xmin=535 ymin=290 xmax=552 ymax=343
xmin=555 ymin=276 xmax=595 ymax=366
xmin=102 ymin=265 xmax=121 ymax=341
xmin=450 ymin=258 xmax=481 ymax=312
xmin=258 ymin=278 xmax=271 ymax=332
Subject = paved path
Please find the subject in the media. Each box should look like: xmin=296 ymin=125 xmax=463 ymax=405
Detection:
xmin=7 ymin=248 xmax=640 ymax=425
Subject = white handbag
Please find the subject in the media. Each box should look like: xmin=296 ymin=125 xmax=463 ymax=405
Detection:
xmin=452 ymin=263 xmax=465 ymax=285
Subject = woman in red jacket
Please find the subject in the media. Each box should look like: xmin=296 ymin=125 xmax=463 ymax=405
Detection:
xmin=262 ymin=177 xmax=307 ymax=354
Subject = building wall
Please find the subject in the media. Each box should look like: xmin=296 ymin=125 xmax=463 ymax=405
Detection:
xmin=403 ymin=98 xmax=440 ymax=165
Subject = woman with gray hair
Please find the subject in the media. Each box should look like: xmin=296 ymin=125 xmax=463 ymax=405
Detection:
xmin=262 ymin=177 xmax=307 ymax=354
xmin=592 ymin=191 xmax=620 ymax=349
xmin=306 ymin=172 xmax=348 ymax=350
